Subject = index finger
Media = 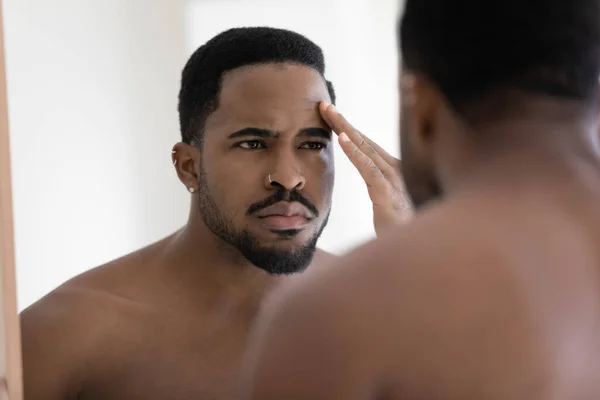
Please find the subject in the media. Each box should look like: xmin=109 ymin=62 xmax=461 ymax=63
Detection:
xmin=319 ymin=101 xmax=399 ymax=167
xmin=361 ymin=134 xmax=401 ymax=169
xmin=319 ymin=101 xmax=357 ymax=138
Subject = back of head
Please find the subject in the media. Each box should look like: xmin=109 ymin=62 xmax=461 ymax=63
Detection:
xmin=399 ymin=0 xmax=600 ymax=123
xmin=178 ymin=27 xmax=336 ymax=145
xmin=397 ymin=0 xmax=600 ymax=209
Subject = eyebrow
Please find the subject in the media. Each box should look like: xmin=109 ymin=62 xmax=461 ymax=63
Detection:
xmin=300 ymin=127 xmax=332 ymax=140
xmin=227 ymin=127 xmax=332 ymax=140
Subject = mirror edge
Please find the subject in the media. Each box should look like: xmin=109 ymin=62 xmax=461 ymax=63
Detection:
xmin=0 ymin=1 xmax=24 ymax=399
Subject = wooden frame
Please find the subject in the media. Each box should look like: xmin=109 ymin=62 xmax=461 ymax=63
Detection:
xmin=0 ymin=1 xmax=23 ymax=399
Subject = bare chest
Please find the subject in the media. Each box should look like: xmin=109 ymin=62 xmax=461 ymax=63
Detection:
xmin=81 ymin=312 xmax=254 ymax=400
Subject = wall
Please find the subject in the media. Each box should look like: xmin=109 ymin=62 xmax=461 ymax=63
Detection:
xmin=3 ymin=0 xmax=190 ymax=309
xmin=187 ymin=0 xmax=400 ymax=254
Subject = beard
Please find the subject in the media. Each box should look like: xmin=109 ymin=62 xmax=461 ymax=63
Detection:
xmin=197 ymin=168 xmax=329 ymax=275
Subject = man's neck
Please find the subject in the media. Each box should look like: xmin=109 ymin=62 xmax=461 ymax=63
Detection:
xmin=159 ymin=215 xmax=283 ymax=308
xmin=449 ymin=119 xmax=600 ymax=199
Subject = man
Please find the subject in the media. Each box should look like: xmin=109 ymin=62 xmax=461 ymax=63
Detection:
xmin=241 ymin=0 xmax=600 ymax=399
xmin=20 ymin=27 xmax=408 ymax=399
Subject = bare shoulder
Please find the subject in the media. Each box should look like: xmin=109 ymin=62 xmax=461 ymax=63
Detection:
xmin=311 ymin=248 xmax=339 ymax=267
xmin=21 ymin=284 xmax=113 ymax=398
xmin=241 ymin=201 xmax=589 ymax=399
xmin=20 ymin=246 xmax=159 ymax=399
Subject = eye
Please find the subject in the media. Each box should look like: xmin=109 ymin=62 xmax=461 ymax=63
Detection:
xmin=238 ymin=140 xmax=266 ymax=150
xmin=300 ymin=142 xmax=327 ymax=150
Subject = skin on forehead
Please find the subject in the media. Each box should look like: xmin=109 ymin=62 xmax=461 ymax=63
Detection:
xmin=204 ymin=63 xmax=332 ymax=138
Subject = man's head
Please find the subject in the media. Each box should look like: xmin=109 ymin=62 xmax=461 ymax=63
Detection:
xmin=173 ymin=27 xmax=336 ymax=274
xmin=398 ymin=0 xmax=600 ymax=208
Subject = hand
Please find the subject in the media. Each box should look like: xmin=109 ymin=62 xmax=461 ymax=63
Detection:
xmin=319 ymin=102 xmax=413 ymax=236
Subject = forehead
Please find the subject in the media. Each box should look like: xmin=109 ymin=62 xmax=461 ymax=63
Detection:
xmin=205 ymin=63 xmax=332 ymax=133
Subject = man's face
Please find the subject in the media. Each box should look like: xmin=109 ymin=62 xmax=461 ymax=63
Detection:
xmin=399 ymin=71 xmax=443 ymax=209
xmin=198 ymin=63 xmax=334 ymax=274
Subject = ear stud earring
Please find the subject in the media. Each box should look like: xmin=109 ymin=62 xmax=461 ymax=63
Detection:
xmin=188 ymin=187 xmax=195 ymax=194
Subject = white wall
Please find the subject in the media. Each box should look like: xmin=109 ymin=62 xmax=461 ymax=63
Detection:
xmin=3 ymin=0 xmax=400 ymax=309
xmin=187 ymin=0 xmax=400 ymax=254
xmin=3 ymin=0 xmax=190 ymax=309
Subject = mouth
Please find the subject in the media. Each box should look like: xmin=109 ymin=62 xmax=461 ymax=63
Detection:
xmin=254 ymin=202 xmax=313 ymax=231
xmin=259 ymin=215 xmax=309 ymax=231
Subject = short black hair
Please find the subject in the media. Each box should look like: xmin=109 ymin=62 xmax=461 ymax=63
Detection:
xmin=178 ymin=27 xmax=336 ymax=145
xmin=399 ymin=0 xmax=600 ymax=123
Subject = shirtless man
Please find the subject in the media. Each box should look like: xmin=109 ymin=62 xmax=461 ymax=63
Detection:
xmin=20 ymin=27 xmax=408 ymax=399
xmin=241 ymin=0 xmax=600 ymax=398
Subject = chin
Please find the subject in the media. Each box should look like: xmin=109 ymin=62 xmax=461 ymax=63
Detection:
xmin=235 ymin=224 xmax=322 ymax=275
xmin=266 ymin=229 xmax=318 ymax=248
xmin=242 ymin=240 xmax=317 ymax=275
xmin=262 ymin=236 xmax=310 ymax=251
xmin=257 ymin=231 xmax=318 ymax=252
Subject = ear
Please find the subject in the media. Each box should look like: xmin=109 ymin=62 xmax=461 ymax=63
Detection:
xmin=401 ymin=73 xmax=442 ymax=158
xmin=172 ymin=142 xmax=201 ymax=192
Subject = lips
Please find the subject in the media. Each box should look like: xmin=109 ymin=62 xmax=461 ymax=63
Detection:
xmin=255 ymin=202 xmax=313 ymax=219
xmin=255 ymin=202 xmax=313 ymax=230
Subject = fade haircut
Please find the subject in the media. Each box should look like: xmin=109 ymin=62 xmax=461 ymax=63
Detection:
xmin=178 ymin=27 xmax=337 ymax=145
xmin=399 ymin=0 xmax=600 ymax=123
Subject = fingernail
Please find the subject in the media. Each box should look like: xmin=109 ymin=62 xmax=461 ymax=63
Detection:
xmin=339 ymin=132 xmax=350 ymax=142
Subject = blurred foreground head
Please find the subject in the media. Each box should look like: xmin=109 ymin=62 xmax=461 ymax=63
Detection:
xmin=398 ymin=0 xmax=600 ymax=208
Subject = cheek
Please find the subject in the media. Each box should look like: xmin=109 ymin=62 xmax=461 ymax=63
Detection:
xmin=322 ymin=156 xmax=335 ymax=197
xmin=309 ymin=149 xmax=335 ymax=204
xmin=320 ymin=147 xmax=335 ymax=176
xmin=201 ymin=158 xmax=253 ymax=215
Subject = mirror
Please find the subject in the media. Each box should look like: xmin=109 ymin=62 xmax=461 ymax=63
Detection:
xmin=2 ymin=0 xmax=400 ymax=398
xmin=4 ymin=0 xmax=400 ymax=311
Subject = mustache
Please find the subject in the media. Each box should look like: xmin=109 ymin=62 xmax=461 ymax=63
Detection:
xmin=246 ymin=189 xmax=319 ymax=218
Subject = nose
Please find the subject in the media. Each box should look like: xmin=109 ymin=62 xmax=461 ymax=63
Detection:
xmin=265 ymin=153 xmax=306 ymax=192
